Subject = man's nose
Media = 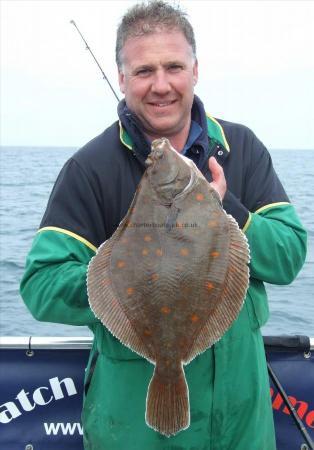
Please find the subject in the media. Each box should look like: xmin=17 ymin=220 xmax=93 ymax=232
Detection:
xmin=151 ymin=70 xmax=171 ymax=95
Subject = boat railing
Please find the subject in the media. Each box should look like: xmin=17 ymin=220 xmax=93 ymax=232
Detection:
xmin=0 ymin=335 xmax=313 ymax=349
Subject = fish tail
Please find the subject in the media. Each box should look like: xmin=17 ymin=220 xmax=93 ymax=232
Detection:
xmin=145 ymin=366 xmax=189 ymax=436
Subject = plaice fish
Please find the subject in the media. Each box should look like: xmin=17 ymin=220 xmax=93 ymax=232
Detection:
xmin=87 ymin=137 xmax=250 ymax=437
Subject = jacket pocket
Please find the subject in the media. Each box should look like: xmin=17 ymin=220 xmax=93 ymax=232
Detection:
xmin=245 ymin=279 xmax=269 ymax=329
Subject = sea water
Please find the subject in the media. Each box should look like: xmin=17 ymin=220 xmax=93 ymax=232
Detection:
xmin=0 ymin=146 xmax=313 ymax=337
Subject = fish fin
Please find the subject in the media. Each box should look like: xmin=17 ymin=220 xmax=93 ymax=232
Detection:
xmin=184 ymin=214 xmax=250 ymax=363
xmin=146 ymin=365 xmax=190 ymax=437
xmin=87 ymin=237 xmax=153 ymax=361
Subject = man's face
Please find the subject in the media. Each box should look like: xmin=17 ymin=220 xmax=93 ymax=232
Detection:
xmin=118 ymin=29 xmax=198 ymax=142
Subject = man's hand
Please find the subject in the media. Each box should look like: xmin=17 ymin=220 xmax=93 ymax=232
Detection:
xmin=208 ymin=157 xmax=227 ymax=200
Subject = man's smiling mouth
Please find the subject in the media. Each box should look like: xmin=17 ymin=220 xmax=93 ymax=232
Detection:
xmin=148 ymin=100 xmax=177 ymax=108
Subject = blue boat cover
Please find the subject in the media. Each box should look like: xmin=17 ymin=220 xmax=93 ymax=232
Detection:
xmin=0 ymin=337 xmax=313 ymax=449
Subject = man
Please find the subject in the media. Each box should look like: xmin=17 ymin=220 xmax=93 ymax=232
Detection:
xmin=20 ymin=1 xmax=307 ymax=449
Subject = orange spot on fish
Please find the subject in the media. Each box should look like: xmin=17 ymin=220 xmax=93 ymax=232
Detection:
xmin=208 ymin=220 xmax=217 ymax=227
xmin=116 ymin=260 xmax=126 ymax=268
xmin=142 ymin=248 xmax=149 ymax=256
xmin=144 ymin=328 xmax=152 ymax=336
xmin=151 ymin=273 xmax=159 ymax=281
xmin=191 ymin=314 xmax=199 ymax=323
xmin=180 ymin=248 xmax=189 ymax=256
xmin=160 ymin=306 xmax=171 ymax=314
xmin=156 ymin=249 xmax=163 ymax=256
xmin=126 ymin=287 xmax=134 ymax=295
xmin=144 ymin=235 xmax=152 ymax=242
xmin=196 ymin=193 xmax=204 ymax=201
xmin=206 ymin=282 xmax=214 ymax=291
xmin=210 ymin=251 xmax=220 ymax=258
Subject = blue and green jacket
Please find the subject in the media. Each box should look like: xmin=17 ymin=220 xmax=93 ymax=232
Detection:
xmin=20 ymin=96 xmax=307 ymax=450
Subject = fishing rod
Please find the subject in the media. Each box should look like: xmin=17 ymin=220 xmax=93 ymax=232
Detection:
xmin=267 ymin=361 xmax=314 ymax=450
xmin=70 ymin=19 xmax=120 ymax=102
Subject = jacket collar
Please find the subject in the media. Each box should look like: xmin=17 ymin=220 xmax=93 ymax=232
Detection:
xmin=118 ymin=95 xmax=230 ymax=165
xmin=117 ymin=100 xmax=151 ymax=166
xmin=206 ymin=114 xmax=230 ymax=152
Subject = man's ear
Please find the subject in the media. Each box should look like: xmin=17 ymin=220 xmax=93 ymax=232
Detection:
xmin=193 ymin=59 xmax=199 ymax=86
xmin=118 ymin=70 xmax=125 ymax=94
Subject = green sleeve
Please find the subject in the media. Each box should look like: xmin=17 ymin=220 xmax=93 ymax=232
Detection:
xmin=20 ymin=229 xmax=99 ymax=326
xmin=245 ymin=203 xmax=307 ymax=285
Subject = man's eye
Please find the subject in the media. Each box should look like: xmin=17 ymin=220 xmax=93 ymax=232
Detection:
xmin=168 ymin=65 xmax=183 ymax=72
xmin=136 ymin=68 xmax=151 ymax=76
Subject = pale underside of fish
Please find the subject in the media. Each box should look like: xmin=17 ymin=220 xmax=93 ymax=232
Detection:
xmin=87 ymin=138 xmax=250 ymax=437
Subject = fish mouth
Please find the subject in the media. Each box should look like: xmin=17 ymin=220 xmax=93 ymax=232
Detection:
xmin=145 ymin=138 xmax=168 ymax=166
xmin=145 ymin=150 xmax=163 ymax=167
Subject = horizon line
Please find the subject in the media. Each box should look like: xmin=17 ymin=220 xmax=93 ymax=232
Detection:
xmin=1 ymin=145 xmax=314 ymax=152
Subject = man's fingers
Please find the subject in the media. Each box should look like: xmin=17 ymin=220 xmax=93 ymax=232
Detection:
xmin=208 ymin=157 xmax=222 ymax=182
xmin=208 ymin=156 xmax=227 ymax=200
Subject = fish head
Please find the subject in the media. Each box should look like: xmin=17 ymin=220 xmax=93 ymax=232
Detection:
xmin=145 ymin=138 xmax=193 ymax=204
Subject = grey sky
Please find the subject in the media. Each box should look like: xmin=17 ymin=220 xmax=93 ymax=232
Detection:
xmin=1 ymin=0 xmax=314 ymax=149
